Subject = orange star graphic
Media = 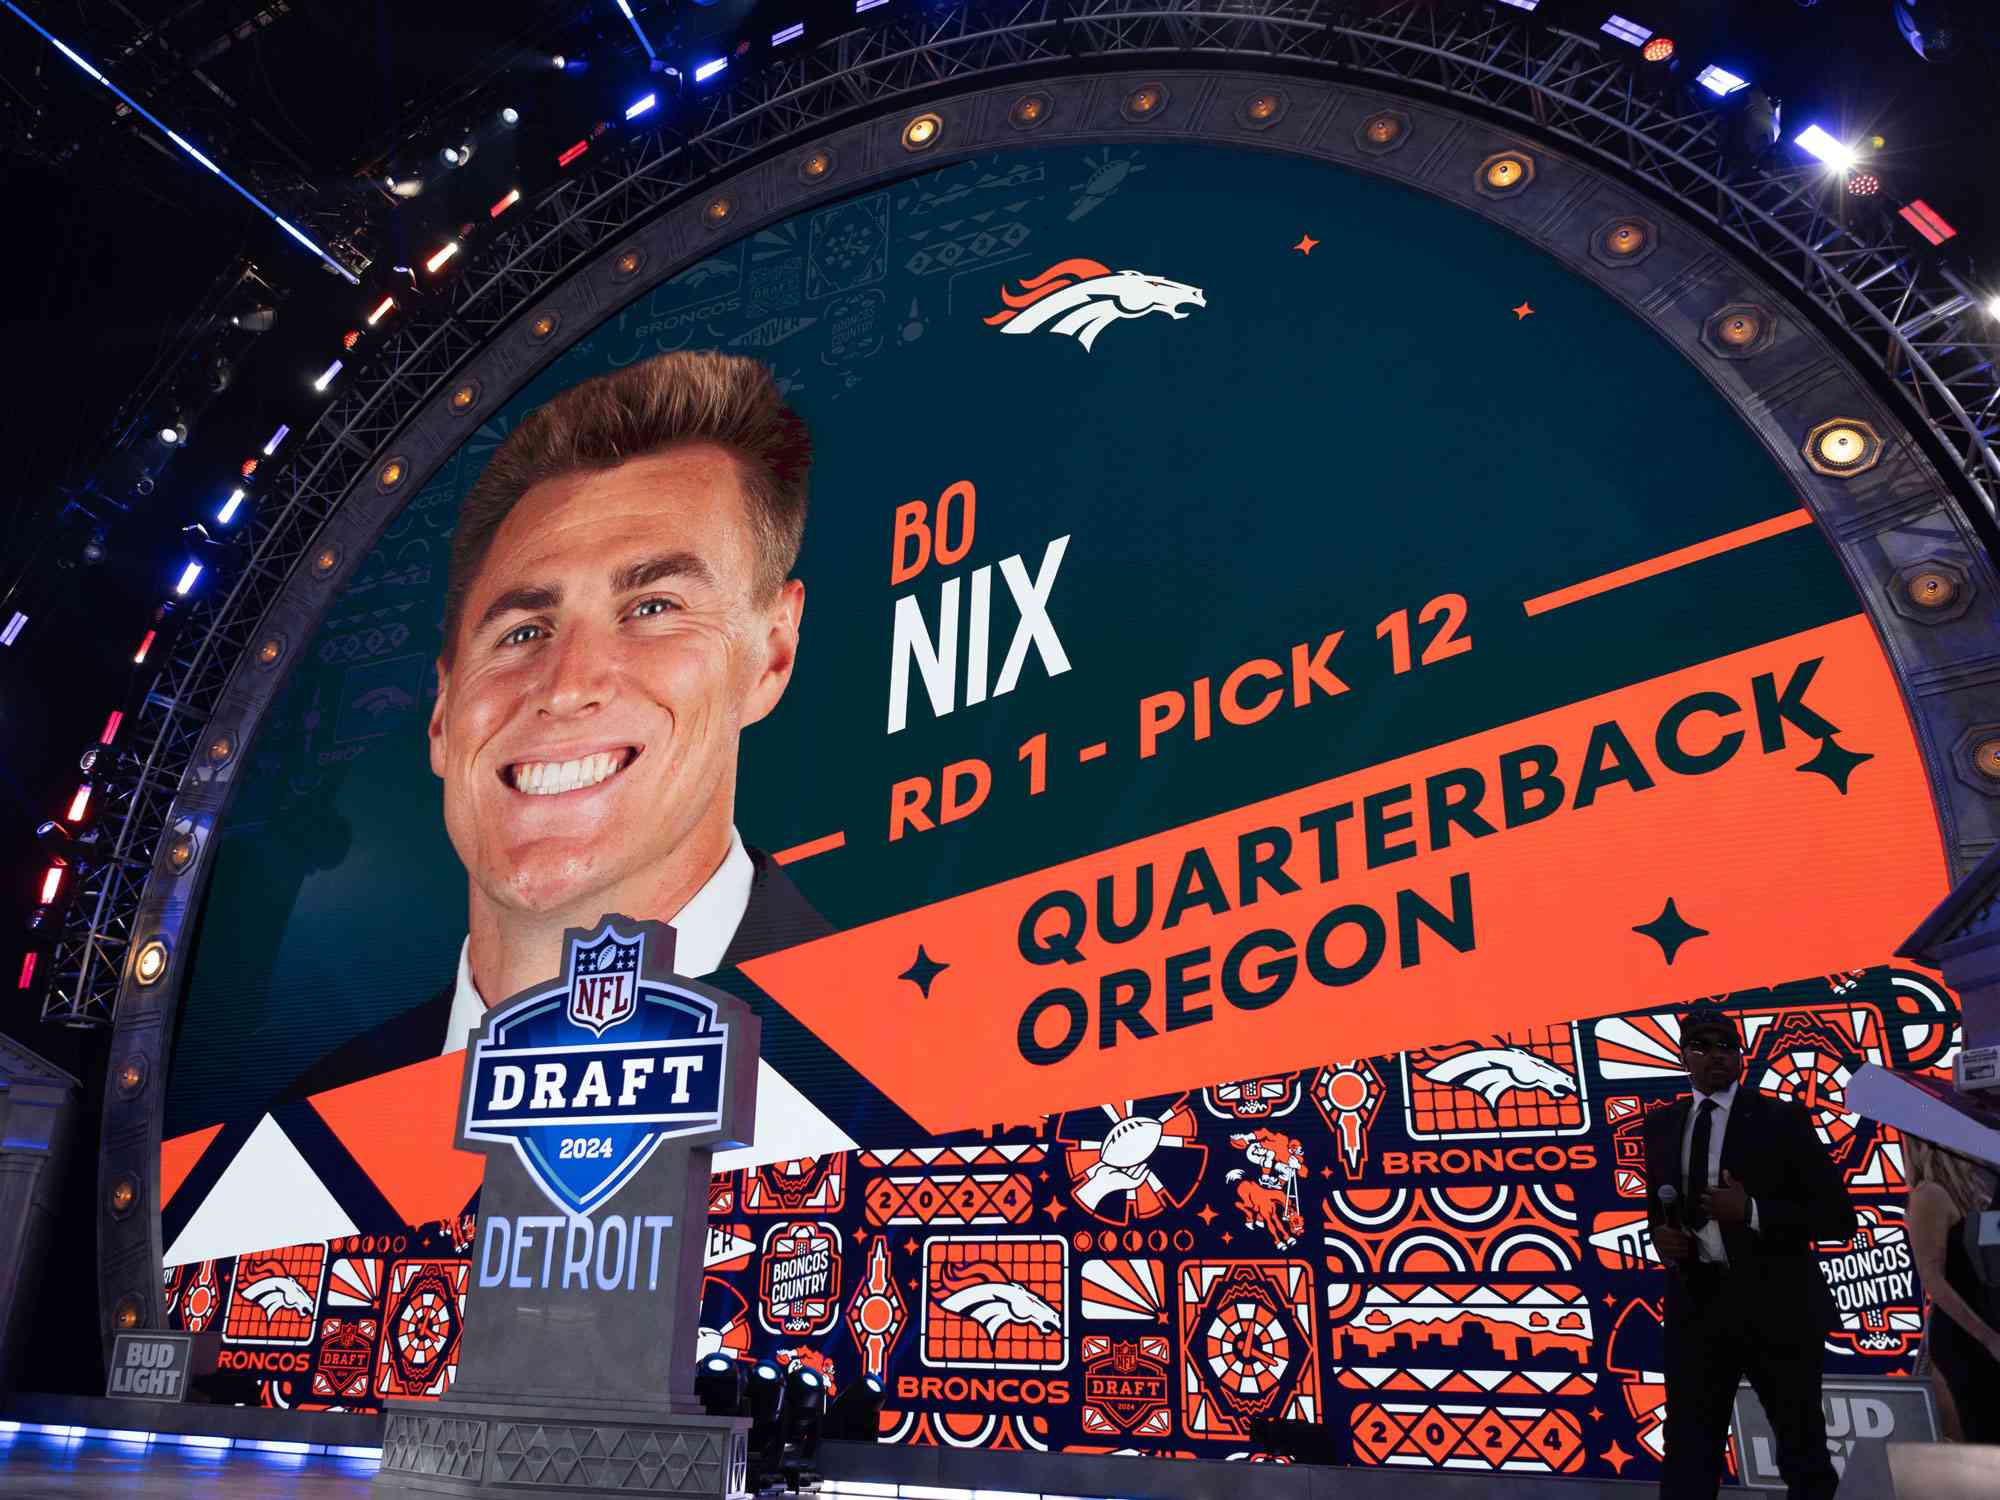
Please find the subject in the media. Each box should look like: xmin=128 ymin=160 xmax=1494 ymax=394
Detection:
xmin=1044 ymin=1198 xmax=1067 ymax=1223
xmin=1513 ymin=301 xmax=1534 ymax=319
xmin=1601 ymin=1441 xmax=1634 ymax=1475
xmin=1293 ymin=233 xmax=1319 ymax=255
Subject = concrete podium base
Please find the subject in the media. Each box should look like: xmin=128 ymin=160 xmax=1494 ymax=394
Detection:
xmin=374 ymin=1401 xmax=748 ymax=1498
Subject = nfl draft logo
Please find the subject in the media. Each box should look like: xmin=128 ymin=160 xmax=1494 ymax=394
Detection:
xmin=463 ymin=918 xmax=739 ymax=1216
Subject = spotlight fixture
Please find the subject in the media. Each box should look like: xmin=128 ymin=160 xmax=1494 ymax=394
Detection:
xmin=262 ymin=423 xmax=289 ymax=456
xmin=313 ymin=359 xmax=343 ymax=392
xmin=1695 ymin=63 xmax=1749 ymax=95
xmin=626 ymin=93 xmax=658 ymax=119
xmin=342 ymin=329 xmax=361 ymax=350
xmin=500 ymin=107 xmax=520 ymax=126
xmin=1600 ymin=15 xmax=1651 ymax=46
xmin=158 ymin=420 xmax=187 ymax=446
xmin=901 ymin=112 xmax=942 ymax=151
xmin=822 ymin=1374 xmax=885 ymax=1441
xmin=695 ymin=1353 xmax=746 ymax=1417
xmin=1845 ymin=171 xmax=1880 ymax=197
xmin=693 ymin=58 xmax=728 ymax=83
xmin=1899 ymin=199 xmax=1957 ymax=246
xmin=174 ymin=561 xmax=203 ymax=597
xmin=67 ymin=784 xmax=93 ymax=822
xmin=1640 ymin=36 xmax=1674 ymax=63
xmin=1 ymin=611 xmax=26 ymax=646
xmin=772 ymin=22 xmax=805 ymax=45
xmin=1795 ymin=124 xmax=1857 ymax=171
xmin=133 ymin=629 xmax=156 ymax=665
xmin=134 ymin=939 xmax=169 ymax=986
xmin=367 ymin=295 xmax=396 ymax=325
xmin=551 ymin=53 xmax=566 ymax=69
xmin=426 ymin=242 xmax=461 ymax=273
xmin=441 ymin=141 xmax=474 ymax=167
xmin=491 ymin=187 xmax=521 ymax=218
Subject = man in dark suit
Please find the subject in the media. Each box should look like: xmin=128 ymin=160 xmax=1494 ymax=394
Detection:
xmin=1643 ymin=1003 xmax=1855 ymax=1499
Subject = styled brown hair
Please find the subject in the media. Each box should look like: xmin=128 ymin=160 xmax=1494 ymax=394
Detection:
xmin=441 ymin=349 xmax=812 ymax=660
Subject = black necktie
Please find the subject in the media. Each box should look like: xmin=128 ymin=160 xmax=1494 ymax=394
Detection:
xmin=1686 ymin=1098 xmax=1717 ymax=1233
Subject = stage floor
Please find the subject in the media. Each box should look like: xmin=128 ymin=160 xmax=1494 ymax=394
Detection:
xmin=0 ymin=1429 xmax=379 ymax=1496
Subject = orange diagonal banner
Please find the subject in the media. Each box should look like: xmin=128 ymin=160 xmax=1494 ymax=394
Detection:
xmin=743 ymin=615 xmax=1946 ymax=1133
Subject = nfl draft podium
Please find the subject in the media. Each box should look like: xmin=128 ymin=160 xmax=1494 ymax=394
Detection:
xmin=374 ymin=916 xmax=760 ymax=1499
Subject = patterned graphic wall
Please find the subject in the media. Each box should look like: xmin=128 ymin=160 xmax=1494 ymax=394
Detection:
xmin=157 ymin=137 xmax=1957 ymax=1486
xmin=166 ymin=969 xmax=1955 ymax=1482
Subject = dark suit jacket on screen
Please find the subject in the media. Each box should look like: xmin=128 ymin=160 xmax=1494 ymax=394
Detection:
xmin=1641 ymin=1086 xmax=1856 ymax=1338
xmin=278 ymin=847 xmax=913 ymax=1143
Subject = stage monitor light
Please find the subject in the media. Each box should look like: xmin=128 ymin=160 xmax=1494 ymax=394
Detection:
xmin=67 ymin=785 xmax=91 ymax=822
xmin=1 ymin=611 xmax=25 ymax=647
xmin=1696 ymin=63 xmax=1750 ymax=95
xmin=1601 ymin=15 xmax=1651 ymax=46
xmin=218 ymin=488 xmax=246 ymax=524
xmin=694 ymin=57 xmax=728 ymax=82
xmin=262 ymin=423 xmax=289 ymax=455
xmin=773 ymin=21 xmax=805 ymax=44
xmin=133 ymin=629 xmax=156 ymax=665
xmin=367 ymin=295 xmax=396 ymax=326
xmin=1795 ymin=124 xmax=1858 ymax=171
xmin=426 ymin=241 xmax=461 ymax=273
xmin=491 ymin=187 xmax=521 ymax=218
xmin=1900 ymin=199 xmax=1958 ymax=245
xmin=779 ymin=1364 xmax=826 ymax=1456
xmin=822 ymin=1374 xmax=884 ymax=1442
xmin=694 ymin=1354 xmax=745 ymax=1417
xmin=625 ymin=92 xmax=658 ymax=119
xmin=500 ymin=107 xmax=520 ymax=126
xmin=313 ymin=359 xmax=342 ymax=392
xmin=746 ymin=1360 xmax=785 ymax=1426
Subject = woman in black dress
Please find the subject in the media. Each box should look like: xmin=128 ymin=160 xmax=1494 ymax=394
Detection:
xmin=1906 ymin=1134 xmax=2000 ymax=1443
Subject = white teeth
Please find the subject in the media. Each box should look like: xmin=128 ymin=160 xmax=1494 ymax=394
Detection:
xmin=511 ymin=751 xmax=628 ymax=795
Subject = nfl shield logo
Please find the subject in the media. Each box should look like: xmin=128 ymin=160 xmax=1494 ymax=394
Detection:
xmin=567 ymin=927 xmax=642 ymax=1037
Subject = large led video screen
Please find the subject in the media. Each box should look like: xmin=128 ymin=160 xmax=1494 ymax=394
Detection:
xmin=157 ymin=139 xmax=1956 ymax=1479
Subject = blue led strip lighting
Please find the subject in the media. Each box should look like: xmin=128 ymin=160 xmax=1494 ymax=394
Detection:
xmin=613 ymin=0 xmax=659 ymax=60
xmin=2 ymin=1 xmax=358 ymax=284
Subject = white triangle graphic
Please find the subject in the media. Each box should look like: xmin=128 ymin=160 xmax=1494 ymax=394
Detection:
xmin=712 ymin=1058 xmax=857 ymax=1173
xmin=164 ymin=1116 xmax=359 ymax=1267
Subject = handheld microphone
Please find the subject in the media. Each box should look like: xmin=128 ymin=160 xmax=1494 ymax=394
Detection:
xmin=1655 ymin=1184 xmax=1688 ymax=1268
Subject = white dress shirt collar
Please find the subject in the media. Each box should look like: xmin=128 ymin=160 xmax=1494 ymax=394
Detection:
xmin=440 ymin=827 xmax=755 ymax=1055
xmin=1690 ymin=1078 xmax=1741 ymax=1113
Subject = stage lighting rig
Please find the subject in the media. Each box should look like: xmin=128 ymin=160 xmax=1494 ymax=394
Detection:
xmin=821 ymin=1373 xmax=884 ymax=1441
xmin=694 ymin=1352 xmax=746 ymax=1417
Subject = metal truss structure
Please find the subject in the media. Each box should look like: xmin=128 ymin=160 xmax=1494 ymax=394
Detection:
xmin=43 ymin=0 xmax=2000 ymax=1025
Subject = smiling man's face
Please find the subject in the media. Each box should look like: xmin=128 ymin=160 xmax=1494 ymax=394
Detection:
xmin=430 ymin=443 xmax=801 ymax=924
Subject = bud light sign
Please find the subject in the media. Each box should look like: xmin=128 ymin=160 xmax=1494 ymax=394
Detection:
xmin=464 ymin=920 xmax=734 ymax=1216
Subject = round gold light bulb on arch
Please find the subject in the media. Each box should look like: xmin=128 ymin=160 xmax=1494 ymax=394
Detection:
xmin=1247 ymin=94 xmax=1278 ymax=121
xmin=1486 ymin=157 xmax=1523 ymax=188
xmin=1907 ymin=570 xmax=1957 ymax=609
xmin=1817 ymin=426 xmax=1865 ymax=464
xmin=134 ymin=939 xmax=168 ymax=985
xmin=1719 ymin=314 xmax=1759 ymax=346
xmin=1976 ymin=739 xmax=2000 ymax=780
xmin=1365 ymin=116 xmax=1400 ymax=144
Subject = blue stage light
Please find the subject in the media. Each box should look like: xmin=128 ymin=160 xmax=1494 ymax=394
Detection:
xmin=856 ymin=0 xmax=889 ymax=11
xmin=312 ymin=358 xmax=342 ymax=392
xmin=1601 ymin=15 xmax=1651 ymax=46
xmin=174 ymin=562 xmax=203 ymax=596
xmin=772 ymin=21 xmax=805 ymax=44
xmin=1496 ymin=0 xmax=1538 ymax=9
xmin=1795 ymin=123 xmax=1858 ymax=171
xmin=613 ymin=0 xmax=658 ymax=60
xmin=693 ymin=57 xmax=728 ymax=82
xmin=217 ymin=488 xmax=247 ymax=525
xmin=1 ymin=612 xmax=26 ymax=647
xmin=625 ymin=92 xmax=657 ymax=119
xmin=262 ymin=423 xmax=290 ymax=456
xmin=1 ymin=1 xmax=354 ymax=282
xmin=1696 ymin=64 xmax=1750 ymax=96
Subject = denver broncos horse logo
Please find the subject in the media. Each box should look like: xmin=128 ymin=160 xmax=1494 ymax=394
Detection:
xmin=931 ymin=1259 xmax=1063 ymax=1339
xmin=984 ymin=258 xmax=1206 ymax=351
